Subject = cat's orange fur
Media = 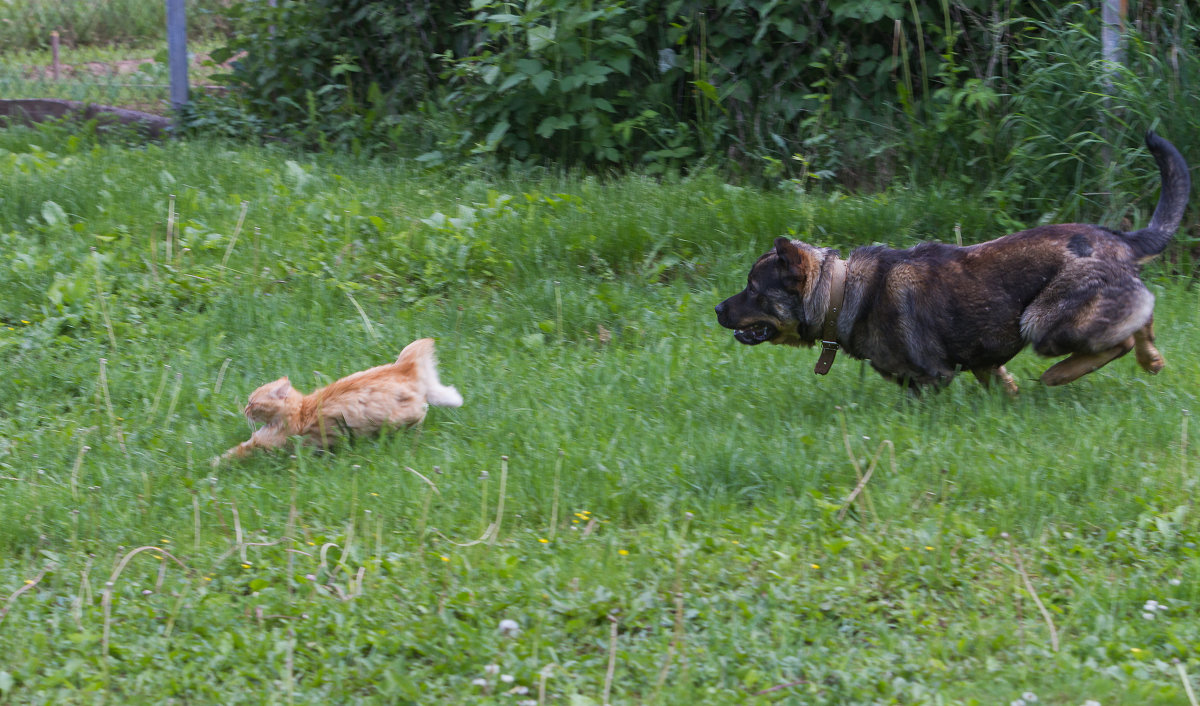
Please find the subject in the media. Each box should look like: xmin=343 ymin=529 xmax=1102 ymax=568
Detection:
xmin=216 ymin=338 xmax=462 ymax=463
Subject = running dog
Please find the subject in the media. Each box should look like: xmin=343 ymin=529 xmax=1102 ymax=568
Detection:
xmin=715 ymin=131 xmax=1190 ymax=392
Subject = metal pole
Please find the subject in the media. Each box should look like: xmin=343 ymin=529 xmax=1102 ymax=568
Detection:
xmin=1101 ymin=0 xmax=1126 ymax=71
xmin=51 ymin=31 xmax=60 ymax=80
xmin=166 ymin=0 xmax=189 ymax=111
xmin=1099 ymin=0 xmax=1127 ymax=203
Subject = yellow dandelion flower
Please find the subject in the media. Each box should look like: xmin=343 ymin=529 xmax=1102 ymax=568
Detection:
xmin=307 ymin=541 xmax=315 ymax=546
xmin=538 ymin=538 xmax=549 ymax=544
xmin=24 ymin=579 xmax=35 ymax=585
xmin=440 ymin=555 xmax=450 ymax=562
xmin=924 ymin=546 xmax=933 ymax=551
xmin=618 ymin=549 xmax=629 ymax=556
xmin=160 ymin=539 xmax=171 ymax=544
xmin=241 ymin=563 xmax=251 ymax=569
xmin=203 ymin=577 xmax=213 ymax=582
xmin=370 ymin=492 xmax=379 ymax=496
xmin=810 ymin=563 xmax=820 ymax=569
xmin=731 ymin=540 xmax=740 ymax=545
xmin=1131 ymin=647 xmax=1143 ymax=654
xmin=21 ymin=320 xmax=30 ymax=324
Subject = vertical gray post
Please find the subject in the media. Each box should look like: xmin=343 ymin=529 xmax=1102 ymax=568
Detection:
xmin=1099 ymin=0 xmax=1126 ymax=178
xmin=1101 ymin=0 xmax=1126 ymax=73
xmin=51 ymin=31 xmax=61 ymax=80
xmin=166 ymin=0 xmax=189 ymax=111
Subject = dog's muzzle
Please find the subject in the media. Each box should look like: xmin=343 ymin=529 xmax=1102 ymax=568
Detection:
xmin=715 ymin=302 xmax=778 ymax=345
xmin=732 ymin=323 xmax=778 ymax=345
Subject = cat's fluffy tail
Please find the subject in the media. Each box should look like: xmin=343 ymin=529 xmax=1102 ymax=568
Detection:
xmin=397 ymin=338 xmax=464 ymax=408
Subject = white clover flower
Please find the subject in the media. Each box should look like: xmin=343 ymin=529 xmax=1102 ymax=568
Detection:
xmin=1082 ymin=701 xmax=1101 ymax=706
xmin=512 ymin=686 xmax=530 ymax=695
xmin=484 ymin=664 xmax=500 ymax=675
xmin=498 ymin=618 xmax=521 ymax=636
xmin=500 ymin=674 xmax=515 ymax=683
xmin=1011 ymin=700 xmax=1026 ymax=706
xmin=1142 ymin=599 xmax=1168 ymax=616
xmin=472 ymin=678 xmax=487 ymax=687
xmin=1023 ymin=693 xmax=1038 ymax=703
xmin=1170 ymin=578 xmax=1182 ymax=586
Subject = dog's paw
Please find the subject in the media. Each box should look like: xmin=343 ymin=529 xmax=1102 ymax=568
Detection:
xmin=1136 ymin=351 xmax=1165 ymax=374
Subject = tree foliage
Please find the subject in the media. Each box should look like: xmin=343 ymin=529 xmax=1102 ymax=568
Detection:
xmin=204 ymin=0 xmax=1198 ymax=199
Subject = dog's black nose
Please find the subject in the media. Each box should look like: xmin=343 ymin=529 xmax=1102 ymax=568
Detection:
xmin=715 ymin=302 xmax=726 ymax=316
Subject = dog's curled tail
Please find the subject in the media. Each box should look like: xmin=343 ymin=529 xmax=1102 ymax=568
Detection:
xmin=1125 ymin=130 xmax=1191 ymax=260
xmin=397 ymin=338 xmax=464 ymax=408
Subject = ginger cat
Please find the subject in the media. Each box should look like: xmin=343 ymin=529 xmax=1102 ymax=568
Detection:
xmin=217 ymin=338 xmax=462 ymax=463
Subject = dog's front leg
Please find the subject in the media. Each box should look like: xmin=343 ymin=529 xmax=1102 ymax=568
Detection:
xmin=972 ymin=366 xmax=1019 ymax=396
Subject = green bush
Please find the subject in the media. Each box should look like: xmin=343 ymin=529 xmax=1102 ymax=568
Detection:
xmin=207 ymin=0 xmax=470 ymax=151
xmin=437 ymin=0 xmax=1003 ymax=179
xmin=198 ymin=0 xmax=1200 ymax=232
xmin=199 ymin=1 xmax=1029 ymax=175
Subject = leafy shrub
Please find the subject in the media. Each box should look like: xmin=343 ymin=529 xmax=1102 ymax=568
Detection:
xmin=440 ymin=0 xmax=922 ymax=178
xmin=208 ymin=0 xmax=470 ymax=151
xmin=441 ymin=1 xmax=651 ymax=167
xmin=205 ymin=0 xmax=1017 ymax=171
xmin=199 ymin=0 xmax=1200 ymax=236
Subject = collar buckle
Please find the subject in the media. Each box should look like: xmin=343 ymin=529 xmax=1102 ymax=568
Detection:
xmin=814 ymin=340 xmax=840 ymax=375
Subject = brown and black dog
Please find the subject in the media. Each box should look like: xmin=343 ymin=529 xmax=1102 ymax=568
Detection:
xmin=715 ymin=131 xmax=1191 ymax=392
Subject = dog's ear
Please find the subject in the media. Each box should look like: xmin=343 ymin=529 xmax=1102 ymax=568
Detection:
xmin=774 ymin=237 xmax=813 ymax=287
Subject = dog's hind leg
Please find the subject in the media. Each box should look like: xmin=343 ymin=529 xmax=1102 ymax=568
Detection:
xmin=1040 ymin=337 xmax=1135 ymax=386
xmin=972 ymin=365 xmax=1019 ymax=395
xmin=1133 ymin=318 xmax=1165 ymax=374
xmin=1024 ymin=265 xmax=1155 ymax=386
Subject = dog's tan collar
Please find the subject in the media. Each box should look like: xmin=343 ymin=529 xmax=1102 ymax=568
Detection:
xmin=814 ymin=258 xmax=846 ymax=376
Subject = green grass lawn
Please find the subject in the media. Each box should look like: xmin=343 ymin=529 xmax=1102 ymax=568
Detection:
xmin=0 ymin=127 xmax=1198 ymax=704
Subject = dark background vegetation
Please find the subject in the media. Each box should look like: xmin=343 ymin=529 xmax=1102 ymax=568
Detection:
xmin=186 ymin=1 xmax=1197 ymax=241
